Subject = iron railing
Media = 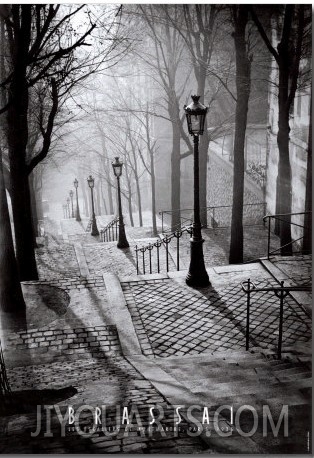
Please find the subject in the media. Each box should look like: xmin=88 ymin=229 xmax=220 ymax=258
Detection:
xmin=159 ymin=202 xmax=267 ymax=233
xmin=263 ymin=211 xmax=312 ymax=258
xmin=241 ymin=279 xmax=311 ymax=359
xmin=100 ymin=217 xmax=119 ymax=242
xmin=135 ymin=226 xmax=193 ymax=274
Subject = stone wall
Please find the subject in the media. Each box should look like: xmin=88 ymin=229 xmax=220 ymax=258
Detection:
xmin=207 ymin=148 xmax=265 ymax=226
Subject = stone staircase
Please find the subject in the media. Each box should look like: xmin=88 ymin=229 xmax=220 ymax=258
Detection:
xmin=147 ymin=346 xmax=311 ymax=453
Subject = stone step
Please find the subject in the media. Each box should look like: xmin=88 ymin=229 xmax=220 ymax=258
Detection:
xmin=213 ymin=379 xmax=312 ymax=404
xmin=273 ymin=365 xmax=311 ymax=375
xmin=277 ymin=371 xmax=312 ymax=382
xmin=202 ymin=375 xmax=312 ymax=401
xmin=156 ymin=349 xmax=271 ymax=364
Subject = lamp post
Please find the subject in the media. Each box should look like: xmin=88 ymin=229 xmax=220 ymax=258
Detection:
xmin=66 ymin=197 xmax=71 ymax=219
xmin=112 ymin=157 xmax=129 ymax=249
xmin=184 ymin=95 xmax=210 ymax=288
xmin=87 ymin=175 xmax=99 ymax=236
xmin=69 ymin=190 xmax=74 ymax=218
xmin=73 ymin=178 xmax=81 ymax=222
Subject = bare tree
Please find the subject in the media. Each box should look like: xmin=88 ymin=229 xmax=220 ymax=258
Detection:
xmin=137 ymin=5 xmax=191 ymax=231
xmin=249 ymin=5 xmax=311 ymax=254
xmin=0 ymin=4 xmax=128 ymax=280
xmin=229 ymin=6 xmax=251 ymax=264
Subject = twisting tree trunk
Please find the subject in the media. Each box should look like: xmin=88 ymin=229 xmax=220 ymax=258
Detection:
xmin=229 ymin=6 xmax=251 ymax=264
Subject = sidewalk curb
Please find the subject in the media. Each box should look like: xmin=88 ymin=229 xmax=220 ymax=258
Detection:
xmin=74 ymin=243 xmax=90 ymax=276
xmin=103 ymin=273 xmax=142 ymax=356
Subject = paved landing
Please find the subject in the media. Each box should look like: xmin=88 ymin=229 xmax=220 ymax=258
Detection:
xmin=121 ymin=264 xmax=311 ymax=358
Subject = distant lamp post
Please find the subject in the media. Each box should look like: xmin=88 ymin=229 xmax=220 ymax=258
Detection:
xmin=87 ymin=175 xmax=99 ymax=236
xmin=66 ymin=197 xmax=71 ymax=219
xmin=112 ymin=157 xmax=129 ymax=249
xmin=184 ymin=95 xmax=210 ymax=288
xmin=69 ymin=190 xmax=74 ymax=218
xmin=73 ymin=179 xmax=81 ymax=222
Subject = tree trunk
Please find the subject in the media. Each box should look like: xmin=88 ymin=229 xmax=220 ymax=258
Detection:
xmin=229 ymin=6 xmax=251 ymax=264
xmin=198 ymin=69 xmax=210 ymax=228
xmin=127 ymin=196 xmax=134 ymax=227
xmin=171 ymin=120 xmax=181 ymax=231
xmin=100 ymin=180 xmax=108 ymax=214
xmin=276 ymin=57 xmax=293 ymax=255
xmin=6 ymin=6 xmax=38 ymax=281
xmin=135 ymin=175 xmax=143 ymax=227
xmin=7 ymin=95 xmax=38 ymax=280
xmin=29 ymin=172 xmax=39 ymax=244
xmin=0 ymin=148 xmax=26 ymax=313
xmin=199 ymin=126 xmax=209 ymax=228
xmin=95 ymin=182 xmax=101 ymax=216
xmin=303 ymin=90 xmax=312 ymax=254
xmin=107 ymin=181 xmax=114 ymax=215
xmin=150 ymin=151 xmax=158 ymax=236
xmin=79 ymin=174 xmax=89 ymax=217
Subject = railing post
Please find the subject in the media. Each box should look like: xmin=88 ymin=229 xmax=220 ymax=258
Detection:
xmin=161 ymin=212 xmax=164 ymax=233
xmin=246 ymin=278 xmax=251 ymax=351
xmin=142 ymin=248 xmax=145 ymax=274
xmin=155 ymin=240 xmax=161 ymax=273
xmin=164 ymin=236 xmax=170 ymax=272
xmin=267 ymin=217 xmax=271 ymax=259
xmin=277 ymin=281 xmax=285 ymax=360
xmin=148 ymin=244 xmax=153 ymax=274
xmin=177 ymin=235 xmax=180 ymax=271
xmin=135 ymin=246 xmax=139 ymax=275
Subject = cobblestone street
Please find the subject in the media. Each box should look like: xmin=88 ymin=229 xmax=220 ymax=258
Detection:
xmin=122 ymin=273 xmax=311 ymax=358
xmin=0 ymin=214 xmax=312 ymax=454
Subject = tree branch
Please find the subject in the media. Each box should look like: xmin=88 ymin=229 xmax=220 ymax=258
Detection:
xmin=26 ymin=78 xmax=58 ymax=174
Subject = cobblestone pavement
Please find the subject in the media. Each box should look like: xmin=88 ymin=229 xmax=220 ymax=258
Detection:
xmin=122 ymin=270 xmax=311 ymax=358
xmin=36 ymin=244 xmax=80 ymax=280
xmin=1 ymin=211 xmax=310 ymax=454
xmin=270 ymin=255 xmax=312 ymax=287
xmin=0 ymin=216 xmax=213 ymax=453
xmin=1 ymin=357 xmax=209 ymax=453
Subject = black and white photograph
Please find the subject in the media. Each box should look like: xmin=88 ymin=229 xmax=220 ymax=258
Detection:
xmin=0 ymin=2 xmax=312 ymax=454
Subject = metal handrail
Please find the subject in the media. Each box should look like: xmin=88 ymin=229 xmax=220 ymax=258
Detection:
xmin=241 ymin=279 xmax=311 ymax=359
xmin=100 ymin=217 xmax=119 ymax=242
xmin=135 ymin=225 xmax=193 ymax=274
xmin=263 ymin=211 xmax=312 ymax=258
xmin=159 ymin=202 xmax=267 ymax=232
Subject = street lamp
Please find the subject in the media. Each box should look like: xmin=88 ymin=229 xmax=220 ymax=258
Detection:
xmin=87 ymin=175 xmax=99 ymax=236
xmin=112 ymin=157 xmax=129 ymax=249
xmin=69 ymin=190 xmax=74 ymax=218
xmin=66 ymin=197 xmax=71 ymax=219
xmin=73 ymin=178 xmax=81 ymax=222
xmin=184 ymin=95 xmax=210 ymax=288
